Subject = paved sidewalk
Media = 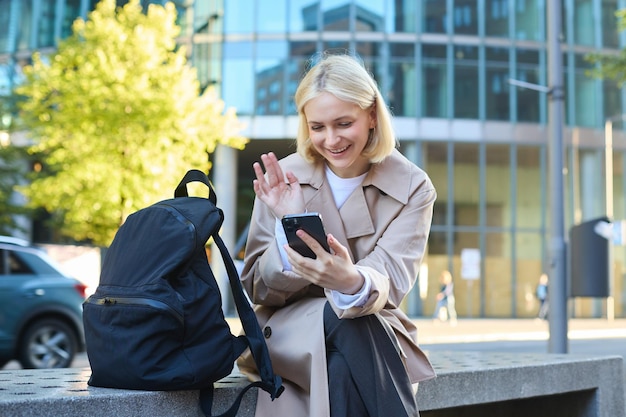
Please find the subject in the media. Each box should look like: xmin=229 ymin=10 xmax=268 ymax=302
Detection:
xmin=413 ymin=317 xmax=626 ymax=344
xmin=227 ymin=316 xmax=626 ymax=344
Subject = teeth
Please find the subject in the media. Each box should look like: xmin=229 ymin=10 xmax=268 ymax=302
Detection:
xmin=329 ymin=146 xmax=348 ymax=153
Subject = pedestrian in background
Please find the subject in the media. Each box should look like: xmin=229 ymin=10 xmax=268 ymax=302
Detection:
xmin=536 ymin=272 xmax=549 ymax=320
xmin=432 ymin=270 xmax=457 ymax=326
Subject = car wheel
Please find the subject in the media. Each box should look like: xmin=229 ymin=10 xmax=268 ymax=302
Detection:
xmin=18 ymin=319 xmax=77 ymax=369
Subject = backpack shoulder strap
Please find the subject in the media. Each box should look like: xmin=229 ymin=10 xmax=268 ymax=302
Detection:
xmin=213 ymin=233 xmax=284 ymax=399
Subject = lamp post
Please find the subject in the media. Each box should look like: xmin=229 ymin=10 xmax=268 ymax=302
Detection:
xmin=509 ymin=0 xmax=567 ymax=353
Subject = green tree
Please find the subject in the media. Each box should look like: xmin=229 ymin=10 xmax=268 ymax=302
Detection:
xmin=586 ymin=10 xmax=626 ymax=85
xmin=16 ymin=0 xmax=247 ymax=246
xmin=0 ymin=95 xmax=32 ymax=235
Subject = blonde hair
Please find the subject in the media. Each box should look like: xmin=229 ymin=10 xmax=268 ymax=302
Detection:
xmin=294 ymin=53 xmax=397 ymax=164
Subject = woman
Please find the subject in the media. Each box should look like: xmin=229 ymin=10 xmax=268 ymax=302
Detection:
xmin=238 ymin=53 xmax=436 ymax=417
xmin=432 ymin=270 xmax=457 ymax=325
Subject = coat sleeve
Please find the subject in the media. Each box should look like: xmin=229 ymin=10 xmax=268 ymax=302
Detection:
xmin=328 ymin=172 xmax=436 ymax=319
xmin=241 ymin=196 xmax=314 ymax=306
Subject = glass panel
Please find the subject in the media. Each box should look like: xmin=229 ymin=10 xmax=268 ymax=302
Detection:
xmin=172 ymin=1 xmax=190 ymax=34
xmin=454 ymin=45 xmax=479 ymax=119
xmin=194 ymin=3 xmax=222 ymax=34
xmin=322 ymin=0 xmax=350 ymax=31
xmin=486 ymin=47 xmax=510 ymax=121
xmin=486 ymin=144 xmax=511 ymax=228
xmin=0 ymin=0 xmax=10 ymax=53
xmin=604 ymin=78 xmax=622 ymax=121
xmin=287 ymin=42 xmax=319 ymax=115
xmin=17 ymin=1 xmax=33 ymax=51
xmin=386 ymin=0 xmax=417 ymax=33
xmin=192 ymin=42 xmax=210 ymax=91
xmin=222 ymin=42 xmax=254 ymax=115
xmin=515 ymin=0 xmax=542 ymax=41
xmin=257 ymin=0 xmax=287 ymax=32
xmin=574 ymin=0 xmax=594 ymax=46
xmin=389 ymin=43 xmax=416 ymax=117
xmin=516 ymin=49 xmax=541 ymax=122
xmin=62 ymin=0 xmax=82 ymax=38
xmin=356 ymin=41 xmax=380 ymax=58
xmin=452 ymin=232 xmax=480 ymax=317
xmin=0 ymin=63 xmax=13 ymax=96
xmin=290 ymin=0 xmax=320 ymax=32
xmin=516 ymin=146 xmax=542 ymax=228
xmin=255 ymin=41 xmax=288 ymax=115
xmin=426 ymin=142 xmax=449 ymax=226
xmin=486 ymin=0 xmax=509 ymax=37
xmin=422 ymin=44 xmax=447 ymax=118
xmin=454 ymin=143 xmax=479 ymax=226
xmin=37 ymin=0 xmax=56 ymax=48
xmin=516 ymin=232 xmax=544 ymax=317
xmin=423 ymin=0 xmax=447 ymax=33
xmin=602 ymin=0 xmax=619 ymax=48
xmin=485 ymin=232 xmax=511 ymax=316
xmin=354 ymin=0 xmax=385 ymax=32
xmin=224 ymin=0 xmax=253 ymax=34
xmin=453 ymin=0 xmax=478 ymax=35
xmin=575 ymin=53 xmax=599 ymax=127
xmin=323 ymin=40 xmax=350 ymax=53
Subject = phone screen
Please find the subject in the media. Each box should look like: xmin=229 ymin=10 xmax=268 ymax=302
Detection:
xmin=281 ymin=213 xmax=330 ymax=258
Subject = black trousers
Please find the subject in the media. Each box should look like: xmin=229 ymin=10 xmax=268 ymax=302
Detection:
xmin=323 ymin=303 xmax=419 ymax=417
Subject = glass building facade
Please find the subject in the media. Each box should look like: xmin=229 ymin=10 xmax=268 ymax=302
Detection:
xmin=2 ymin=0 xmax=626 ymax=318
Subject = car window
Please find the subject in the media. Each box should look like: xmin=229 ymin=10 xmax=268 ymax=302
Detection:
xmin=12 ymin=250 xmax=63 ymax=275
xmin=9 ymin=252 xmax=34 ymax=274
xmin=0 ymin=250 xmax=5 ymax=274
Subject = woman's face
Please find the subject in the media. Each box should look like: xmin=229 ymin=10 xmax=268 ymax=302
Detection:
xmin=303 ymin=92 xmax=376 ymax=178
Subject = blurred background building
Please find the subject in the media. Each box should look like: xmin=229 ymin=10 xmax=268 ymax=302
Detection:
xmin=1 ymin=0 xmax=625 ymax=318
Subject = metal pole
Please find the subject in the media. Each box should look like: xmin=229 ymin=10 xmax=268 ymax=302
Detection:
xmin=547 ymin=0 xmax=568 ymax=353
xmin=605 ymin=119 xmax=615 ymax=321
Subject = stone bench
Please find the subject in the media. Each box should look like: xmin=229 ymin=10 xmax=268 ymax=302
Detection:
xmin=0 ymin=351 xmax=623 ymax=417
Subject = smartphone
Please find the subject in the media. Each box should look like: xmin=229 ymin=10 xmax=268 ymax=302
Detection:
xmin=281 ymin=212 xmax=330 ymax=259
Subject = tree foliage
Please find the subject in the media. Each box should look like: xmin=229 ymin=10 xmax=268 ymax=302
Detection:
xmin=0 ymin=96 xmax=32 ymax=235
xmin=16 ymin=0 xmax=247 ymax=246
xmin=586 ymin=9 xmax=626 ymax=85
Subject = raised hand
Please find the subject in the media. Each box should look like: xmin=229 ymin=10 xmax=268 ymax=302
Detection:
xmin=252 ymin=152 xmax=305 ymax=219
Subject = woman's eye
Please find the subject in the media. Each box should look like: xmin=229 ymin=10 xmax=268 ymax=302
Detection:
xmin=310 ymin=125 xmax=323 ymax=131
xmin=339 ymin=122 xmax=352 ymax=128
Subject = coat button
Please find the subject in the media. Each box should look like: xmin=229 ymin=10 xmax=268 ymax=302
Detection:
xmin=263 ymin=326 xmax=272 ymax=338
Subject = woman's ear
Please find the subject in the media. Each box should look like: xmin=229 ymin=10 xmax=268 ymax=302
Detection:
xmin=369 ymin=107 xmax=377 ymax=129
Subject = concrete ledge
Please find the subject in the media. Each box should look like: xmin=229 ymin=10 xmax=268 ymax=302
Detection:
xmin=418 ymin=351 xmax=625 ymax=417
xmin=0 ymin=351 xmax=623 ymax=417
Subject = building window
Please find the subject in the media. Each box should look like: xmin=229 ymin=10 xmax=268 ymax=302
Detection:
xmin=601 ymin=0 xmax=619 ymax=48
xmin=486 ymin=47 xmax=510 ymax=121
xmin=423 ymin=0 xmax=447 ymax=33
xmin=453 ymin=0 xmax=478 ymax=35
xmin=454 ymin=45 xmax=479 ymax=119
xmin=574 ymin=0 xmax=594 ymax=46
xmin=486 ymin=0 xmax=509 ymax=37
xmin=422 ymin=44 xmax=448 ymax=118
xmin=515 ymin=0 xmax=542 ymax=41
xmin=515 ymin=49 xmax=541 ymax=123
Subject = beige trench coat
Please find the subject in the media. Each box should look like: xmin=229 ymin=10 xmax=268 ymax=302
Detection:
xmin=237 ymin=149 xmax=437 ymax=416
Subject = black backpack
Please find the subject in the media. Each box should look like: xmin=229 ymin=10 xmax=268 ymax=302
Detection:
xmin=83 ymin=169 xmax=283 ymax=417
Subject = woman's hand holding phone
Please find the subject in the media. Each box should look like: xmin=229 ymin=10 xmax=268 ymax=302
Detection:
xmin=282 ymin=216 xmax=364 ymax=295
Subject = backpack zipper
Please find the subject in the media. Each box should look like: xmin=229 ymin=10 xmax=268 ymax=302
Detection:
xmin=86 ymin=296 xmax=184 ymax=325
